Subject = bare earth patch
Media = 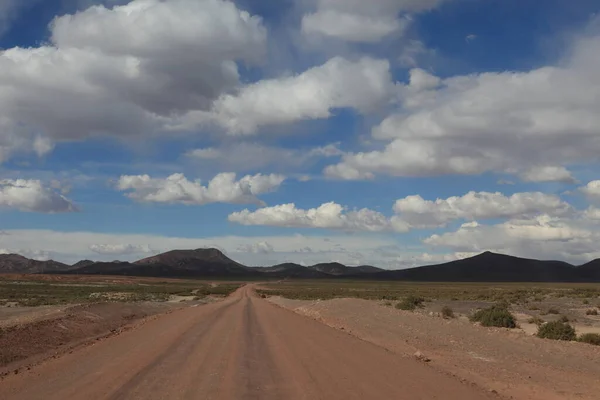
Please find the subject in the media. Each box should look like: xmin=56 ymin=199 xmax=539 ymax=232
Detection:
xmin=0 ymin=302 xmax=180 ymax=372
xmin=269 ymin=296 xmax=600 ymax=400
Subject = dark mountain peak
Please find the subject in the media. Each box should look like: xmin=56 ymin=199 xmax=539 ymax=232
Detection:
xmin=0 ymin=254 xmax=70 ymax=274
xmin=0 ymin=253 xmax=29 ymax=261
xmin=579 ymin=258 xmax=600 ymax=267
xmin=353 ymin=265 xmax=384 ymax=273
xmin=313 ymin=262 xmax=346 ymax=268
xmin=576 ymin=258 xmax=600 ymax=280
xmin=474 ymin=251 xmax=510 ymax=259
xmin=71 ymin=259 xmax=96 ymax=268
xmin=134 ymin=248 xmax=238 ymax=266
xmin=10 ymin=248 xmax=600 ymax=282
xmin=311 ymin=262 xmax=358 ymax=276
xmin=372 ymin=251 xmax=577 ymax=282
xmin=190 ymin=248 xmax=231 ymax=260
xmin=254 ymin=263 xmax=330 ymax=279
xmin=261 ymin=263 xmax=303 ymax=271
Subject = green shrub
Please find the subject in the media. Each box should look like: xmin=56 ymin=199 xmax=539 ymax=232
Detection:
xmin=441 ymin=306 xmax=455 ymax=319
xmin=547 ymin=308 xmax=560 ymax=314
xmin=470 ymin=304 xmax=517 ymax=328
xmin=559 ymin=315 xmax=569 ymax=323
xmin=536 ymin=321 xmax=576 ymax=341
xmin=578 ymin=333 xmax=600 ymax=345
xmin=396 ymin=295 xmax=425 ymax=311
xmin=586 ymin=309 xmax=598 ymax=316
xmin=527 ymin=316 xmax=545 ymax=326
xmin=582 ymin=299 xmax=589 ymax=305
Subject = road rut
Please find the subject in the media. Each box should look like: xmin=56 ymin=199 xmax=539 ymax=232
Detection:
xmin=0 ymin=286 xmax=495 ymax=399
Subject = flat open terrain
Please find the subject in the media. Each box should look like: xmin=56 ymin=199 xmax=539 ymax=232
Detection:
xmin=257 ymin=280 xmax=600 ymax=335
xmin=2 ymin=278 xmax=600 ymax=399
xmin=0 ymin=275 xmax=242 ymax=367
xmin=261 ymin=280 xmax=600 ymax=400
xmin=0 ymin=284 xmax=497 ymax=400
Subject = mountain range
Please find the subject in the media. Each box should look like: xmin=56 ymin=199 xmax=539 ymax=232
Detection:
xmin=1 ymin=249 xmax=600 ymax=282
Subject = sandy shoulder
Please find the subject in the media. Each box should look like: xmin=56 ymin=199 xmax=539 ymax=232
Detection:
xmin=269 ymin=296 xmax=600 ymax=400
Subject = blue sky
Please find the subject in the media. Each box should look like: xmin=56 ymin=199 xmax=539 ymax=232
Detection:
xmin=1 ymin=0 xmax=600 ymax=267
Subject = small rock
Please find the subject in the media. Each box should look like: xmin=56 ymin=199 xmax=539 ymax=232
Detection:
xmin=413 ymin=351 xmax=431 ymax=362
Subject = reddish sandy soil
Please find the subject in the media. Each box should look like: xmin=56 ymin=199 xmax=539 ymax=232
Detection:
xmin=0 ymin=285 xmax=496 ymax=400
xmin=0 ymin=274 xmax=202 ymax=284
xmin=269 ymin=296 xmax=600 ymax=400
xmin=0 ymin=302 xmax=177 ymax=368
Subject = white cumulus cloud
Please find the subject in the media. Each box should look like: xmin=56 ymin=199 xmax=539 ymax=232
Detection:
xmin=301 ymin=0 xmax=447 ymax=43
xmin=208 ymin=57 xmax=394 ymax=134
xmin=393 ymin=191 xmax=572 ymax=228
xmin=117 ymin=172 xmax=285 ymax=206
xmin=580 ymin=180 xmax=600 ymax=200
xmin=424 ymin=214 xmax=600 ymax=263
xmin=185 ymin=142 xmax=342 ymax=173
xmin=89 ymin=243 xmax=153 ymax=255
xmin=0 ymin=179 xmax=77 ymax=213
xmin=236 ymin=241 xmax=274 ymax=254
xmin=518 ymin=166 xmax=576 ymax=183
xmin=229 ymin=202 xmax=405 ymax=232
xmin=325 ymin=30 xmax=600 ymax=181
xmin=0 ymin=0 xmax=267 ymax=161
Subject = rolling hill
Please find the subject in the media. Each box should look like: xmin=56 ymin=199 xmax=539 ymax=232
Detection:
xmin=3 ymin=249 xmax=600 ymax=282
xmin=0 ymin=254 xmax=71 ymax=274
xmin=309 ymin=262 xmax=383 ymax=276
xmin=256 ymin=263 xmax=332 ymax=279
xmin=573 ymin=259 xmax=600 ymax=281
xmin=56 ymin=249 xmax=260 ymax=278
xmin=368 ymin=251 xmax=578 ymax=282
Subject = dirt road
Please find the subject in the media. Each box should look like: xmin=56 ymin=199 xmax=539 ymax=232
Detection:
xmin=0 ymin=286 xmax=495 ymax=399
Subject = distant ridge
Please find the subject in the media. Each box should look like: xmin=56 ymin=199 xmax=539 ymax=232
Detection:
xmin=2 ymin=249 xmax=600 ymax=282
xmin=366 ymin=252 xmax=579 ymax=282
xmin=310 ymin=262 xmax=384 ymax=276
xmin=134 ymin=248 xmax=243 ymax=267
xmin=71 ymin=260 xmax=96 ymax=269
xmin=0 ymin=254 xmax=71 ymax=274
xmin=60 ymin=248 xmax=259 ymax=278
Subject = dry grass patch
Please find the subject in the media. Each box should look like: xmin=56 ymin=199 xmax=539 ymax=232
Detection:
xmin=470 ymin=304 xmax=517 ymax=328
xmin=537 ymin=321 xmax=576 ymax=341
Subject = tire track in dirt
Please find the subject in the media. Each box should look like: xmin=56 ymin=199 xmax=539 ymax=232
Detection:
xmin=0 ymin=285 xmax=498 ymax=400
xmin=108 ymin=298 xmax=241 ymax=399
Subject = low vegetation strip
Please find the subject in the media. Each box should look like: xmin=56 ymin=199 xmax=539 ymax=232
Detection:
xmin=0 ymin=277 xmax=241 ymax=307
xmin=579 ymin=333 xmax=600 ymax=345
xmin=257 ymin=281 xmax=600 ymax=303
xmin=396 ymin=295 xmax=425 ymax=311
xmin=0 ymin=277 xmax=242 ymax=370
